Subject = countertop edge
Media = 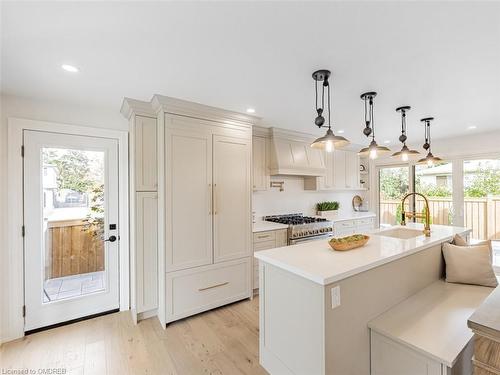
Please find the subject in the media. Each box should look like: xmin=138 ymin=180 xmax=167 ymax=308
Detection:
xmin=467 ymin=285 xmax=500 ymax=338
xmin=255 ymin=227 xmax=471 ymax=286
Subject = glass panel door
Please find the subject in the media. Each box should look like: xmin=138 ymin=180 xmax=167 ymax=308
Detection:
xmin=378 ymin=166 xmax=410 ymax=226
xmin=24 ymin=130 xmax=120 ymax=331
xmin=462 ymin=159 xmax=500 ymax=264
xmin=415 ymin=161 xmax=454 ymax=226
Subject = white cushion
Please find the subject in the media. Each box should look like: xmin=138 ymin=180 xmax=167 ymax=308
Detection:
xmin=442 ymin=242 xmax=498 ymax=288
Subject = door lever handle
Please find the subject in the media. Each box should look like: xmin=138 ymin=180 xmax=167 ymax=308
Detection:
xmin=104 ymin=235 xmax=117 ymax=242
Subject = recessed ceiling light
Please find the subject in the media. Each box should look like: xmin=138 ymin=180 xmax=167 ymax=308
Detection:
xmin=61 ymin=64 xmax=79 ymax=73
xmin=246 ymin=108 xmax=256 ymax=114
xmin=384 ymin=140 xmax=391 ymax=144
xmin=467 ymin=125 xmax=477 ymax=130
xmin=337 ymin=129 xmax=345 ymax=134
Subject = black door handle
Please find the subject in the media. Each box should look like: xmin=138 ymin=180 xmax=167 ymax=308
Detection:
xmin=104 ymin=235 xmax=117 ymax=242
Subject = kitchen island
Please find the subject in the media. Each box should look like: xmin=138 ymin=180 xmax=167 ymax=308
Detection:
xmin=254 ymin=223 xmax=471 ymax=375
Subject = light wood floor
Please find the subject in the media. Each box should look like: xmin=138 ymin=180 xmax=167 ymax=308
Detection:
xmin=0 ymin=296 xmax=268 ymax=375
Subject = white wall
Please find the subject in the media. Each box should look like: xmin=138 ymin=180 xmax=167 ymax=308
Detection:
xmin=253 ymin=175 xmax=367 ymax=218
xmin=0 ymin=94 xmax=127 ymax=343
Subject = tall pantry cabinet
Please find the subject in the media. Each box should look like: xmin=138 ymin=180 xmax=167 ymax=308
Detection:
xmin=120 ymin=99 xmax=159 ymax=323
xmin=122 ymin=96 xmax=256 ymax=326
xmin=153 ymin=96 xmax=255 ymax=326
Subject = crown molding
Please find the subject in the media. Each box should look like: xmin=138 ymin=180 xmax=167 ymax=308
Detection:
xmin=270 ymin=127 xmax=318 ymax=142
xmin=120 ymin=98 xmax=156 ymax=119
xmin=253 ymin=125 xmax=271 ymax=137
xmin=151 ymin=95 xmax=260 ymax=126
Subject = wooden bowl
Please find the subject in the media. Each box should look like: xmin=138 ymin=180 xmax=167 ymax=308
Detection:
xmin=329 ymin=235 xmax=370 ymax=251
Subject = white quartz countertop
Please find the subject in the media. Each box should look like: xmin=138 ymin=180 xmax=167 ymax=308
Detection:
xmin=253 ymin=220 xmax=289 ymax=233
xmin=254 ymin=223 xmax=471 ymax=285
xmin=369 ymin=280 xmax=494 ymax=367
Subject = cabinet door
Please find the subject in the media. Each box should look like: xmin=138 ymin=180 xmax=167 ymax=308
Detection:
xmin=166 ymin=128 xmax=213 ymax=271
xmin=345 ymin=151 xmax=360 ymax=189
xmin=135 ymin=116 xmax=157 ymax=191
xmin=213 ymin=135 xmax=252 ymax=263
xmin=136 ymin=192 xmax=158 ymax=313
xmin=252 ymin=136 xmax=267 ymax=191
xmin=333 ymin=150 xmax=346 ymax=188
xmin=321 ymin=151 xmax=334 ymax=190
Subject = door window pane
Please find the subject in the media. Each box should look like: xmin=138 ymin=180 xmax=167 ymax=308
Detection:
xmin=379 ymin=166 xmax=410 ymax=226
xmin=415 ymin=162 xmax=454 ymax=226
xmin=42 ymin=148 xmax=106 ymax=303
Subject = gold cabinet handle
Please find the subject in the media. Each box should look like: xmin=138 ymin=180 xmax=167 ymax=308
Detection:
xmin=208 ymin=183 xmax=212 ymax=215
xmin=198 ymin=282 xmax=228 ymax=291
xmin=213 ymin=183 xmax=217 ymax=215
xmin=257 ymin=235 xmax=270 ymax=239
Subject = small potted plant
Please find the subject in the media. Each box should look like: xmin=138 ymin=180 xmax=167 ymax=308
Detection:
xmin=316 ymin=201 xmax=340 ymax=217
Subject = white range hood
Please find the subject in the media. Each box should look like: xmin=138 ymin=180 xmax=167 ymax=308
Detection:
xmin=268 ymin=128 xmax=326 ymax=177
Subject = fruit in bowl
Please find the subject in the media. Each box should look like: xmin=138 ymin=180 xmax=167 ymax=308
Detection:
xmin=329 ymin=234 xmax=369 ymax=251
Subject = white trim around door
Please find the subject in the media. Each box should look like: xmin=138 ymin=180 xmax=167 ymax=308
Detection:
xmin=5 ymin=117 xmax=129 ymax=342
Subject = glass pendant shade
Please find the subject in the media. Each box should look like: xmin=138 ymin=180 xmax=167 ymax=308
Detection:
xmin=358 ymin=140 xmax=391 ymax=160
xmin=311 ymin=128 xmax=349 ymax=152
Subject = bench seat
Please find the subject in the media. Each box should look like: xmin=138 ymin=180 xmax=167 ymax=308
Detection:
xmin=369 ymin=280 xmax=494 ymax=374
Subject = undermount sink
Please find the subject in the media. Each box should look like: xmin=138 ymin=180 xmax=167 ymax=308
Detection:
xmin=375 ymin=227 xmax=424 ymax=240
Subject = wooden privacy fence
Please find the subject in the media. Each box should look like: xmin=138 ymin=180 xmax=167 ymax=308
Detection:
xmin=45 ymin=219 xmax=104 ymax=279
xmin=380 ymin=196 xmax=500 ymax=240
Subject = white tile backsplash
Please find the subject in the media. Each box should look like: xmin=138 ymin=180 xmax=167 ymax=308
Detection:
xmin=253 ymin=175 xmax=367 ymax=219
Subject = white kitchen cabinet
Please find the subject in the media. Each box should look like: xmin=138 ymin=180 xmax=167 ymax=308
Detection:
xmin=156 ymin=96 xmax=255 ymax=325
xmin=252 ymin=136 xmax=268 ymax=191
xmin=121 ymin=99 xmax=159 ymax=324
xmin=165 ymin=128 xmax=213 ymax=272
xmin=305 ymin=150 xmax=361 ymax=191
xmin=165 ymin=258 xmax=251 ymax=323
xmin=135 ymin=192 xmax=158 ymax=313
xmin=334 ymin=217 xmax=375 ymax=237
xmin=213 ymin=135 xmax=252 ymax=263
xmin=135 ymin=116 xmax=158 ymax=191
xmin=345 ymin=151 xmax=360 ymax=189
xmin=253 ymin=229 xmax=288 ymax=290
xmin=332 ymin=150 xmax=346 ymax=188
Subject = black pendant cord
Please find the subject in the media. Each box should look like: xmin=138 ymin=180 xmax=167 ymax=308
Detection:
xmin=427 ymin=122 xmax=432 ymax=153
xmin=370 ymin=97 xmax=375 ymax=141
xmin=315 ymin=79 xmax=318 ymax=112
xmin=327 ymin=80 xmax=331 ymax=130
xmin=401 ymin=110 xmax=407 ymax=146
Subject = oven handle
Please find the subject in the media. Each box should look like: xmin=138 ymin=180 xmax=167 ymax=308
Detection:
xmin=289 ymin=233 xmax=333 ymax=245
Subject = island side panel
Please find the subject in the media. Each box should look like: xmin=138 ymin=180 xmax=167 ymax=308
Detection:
xmin=324 ymin=243 xmax=445 ymax=375
xmin=259 ymin=262 xmax=325 ymax=375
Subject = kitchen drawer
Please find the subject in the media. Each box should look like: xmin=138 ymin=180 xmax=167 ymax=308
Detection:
xmin=166 ymin=258 xmax=251 ymax=322
xmin=335 ymin=228 xmax=356 ymax=237
xmin=355 ymin=218 xmax=374 ymax=226
xmin=253 ymin=230 xmax=277 ymax=243
xmin=254 ymin=239 xmax=278 ymax=252
xmin=356 ymin=225 xmax=373 ymax=233
xmin=336 ymin=220 xmax=355 ymax=228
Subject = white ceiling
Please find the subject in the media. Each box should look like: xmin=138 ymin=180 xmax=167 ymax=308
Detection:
xmin=2 ymin=1 xmax=500 ymax=146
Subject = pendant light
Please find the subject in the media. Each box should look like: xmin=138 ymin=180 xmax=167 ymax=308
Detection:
xmin=358 ymin=92 xmax=390 ymax=159
xmin=310 ymin=70 xmax=349 ymax=152
xmin=417 ymin=117 xmax=443 ymax=166
xmin=391 ymin=106 xmax=420 ymax=161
